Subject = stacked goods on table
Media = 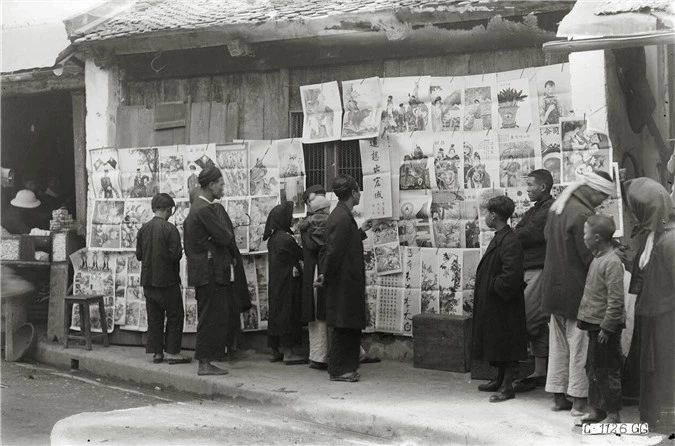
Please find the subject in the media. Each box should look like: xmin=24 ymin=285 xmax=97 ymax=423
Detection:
xmin=50 ymin=208 xmax=75 ymax=232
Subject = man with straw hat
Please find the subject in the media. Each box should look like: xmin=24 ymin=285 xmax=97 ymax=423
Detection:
xmin=1 ymin=189 xmax=44 ymax=234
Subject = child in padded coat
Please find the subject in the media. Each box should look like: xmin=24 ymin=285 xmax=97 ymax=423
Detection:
xmin=297 ymin=195 xmax=332 ymax=253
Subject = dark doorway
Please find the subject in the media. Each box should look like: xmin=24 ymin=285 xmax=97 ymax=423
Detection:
xmin=1 ymin=91 xmax=75 ymax=214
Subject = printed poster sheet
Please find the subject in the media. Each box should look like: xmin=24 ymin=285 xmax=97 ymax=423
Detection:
xmin=300 ymin=81 xmax=342 ymax=143
xmin=249 ymin=140 xmax=280 ymax=197
xmin=90 ymin=148 xmax=122 ymax=199
xmin=216 ymin=142 xmax=249 ymax=197
xmin=277 ymin=138 xmax=307 ymax=217
xmin=360 ymin=138 xmax=393 ymax=219
xmin=380 ymin=76 xmax=432 ymax=136
xmin=430 ymin=77 xmax=464 ymax=132
xmin=371 ymin=219 xmax=403 ymax=276
xmin=342 ymin=77 xmax=383 ymax=140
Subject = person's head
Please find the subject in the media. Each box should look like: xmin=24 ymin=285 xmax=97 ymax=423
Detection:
xmin=263 ymin=201 xmax=294 ymax=241
xmin=198 ymin=166 xmax=224 ymax=199
xmin=578 ymin=170 xmax=613 ymax=207
xmin=23 ymin=179 xmax=39 ymax=193
xmin=310 ymin=195 xmax=331 ymax=214
xmin=484 ymin=195 xmax=515 ymax=229
xmin=332 ymin=174 xmax=360 ymax=206
xmin=583 ymin=214 xmax=615 ymax=251
xmin=526 ymin=169 xmax=553 ymax=202
xmin=448 ymin=147 xmax=456 ymax=156
xmin=623 ymin=177 xmax=675 ymax=233
xmin=302 ymin=184 xmax=326 ymax=205
xmin=189 ymin=164 xmax=196 ymax=172
xmin=544 ymin=80 xmax=556 ymax=95
xmin=151 ymin=193 xmax=176 ymax=220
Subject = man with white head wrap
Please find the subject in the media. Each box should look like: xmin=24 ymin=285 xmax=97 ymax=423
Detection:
xmin=538 ymin=170 xmax=616 ymax=420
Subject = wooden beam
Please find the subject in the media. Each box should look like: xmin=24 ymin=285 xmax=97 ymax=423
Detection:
xmin=71 ymin=91 xmax=87 ymax=237
xmin=543 ymin=31 xmax=675 ymax=54
xmin=1 ymin=75 xmax=84 ymax=97
xmin=279 ymin=68 xmax=290 ymax=139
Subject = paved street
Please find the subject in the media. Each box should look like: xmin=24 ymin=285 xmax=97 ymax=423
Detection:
xmin=0 ymin=360 xmax=390 ymax=445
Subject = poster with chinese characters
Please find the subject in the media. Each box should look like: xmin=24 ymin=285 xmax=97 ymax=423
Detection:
xmin=184 ymin=143 xmax=217 ymax=193
xmin=463 ymin=132 xmax=498 ymax=189
xmin=498 ymin=133 xmax=538 ymax=188
xmin=372 ymin=219 xmax=403 ymax=276
xmin=496 ymin=78 xmax=533 ymax=131
xmin=376 ymin=286 xmax=403 ymax=333
xmin=430 ymin=190 xmax=466 ymax=248
xmin=540 ymin=125 xmax=563 ymax=184
xmin=392 ymin=132 xmax=436 ymax=191
xmin=433 ymin=133 xmax=463 ymax=191
xmin=463 ymin=73 xmax=497 ymax=132
xmin=438 ymin=248 xmax=463 ymax=316
xmin=119 ymin=147 xmax=160 ymax=199
xmin=420 ymin=248 xmax=439 ymax=314
xmin=88 ymin=199 xmax=125 ymax=250
xmin=398 ymin=191 xmax=433 ymax=248
xmin=342 ymin=77 xmax=383 ymax=140
xmin=536 ymin=63 xmax=573 ymax=126
xmin=215 ymin=142 xmax=249 ymax=198
xmin=430 ymin=77 xmax=464 ymax=132
xmin=402 ymin=246 xmax=422 ymax=336
xmin=90 ymin=148 xmax=122 ymax=199
xmin=69 ymin=249 xmax=116 ymax=334
xmin=300 ymin=81 xmax=342 ymax=143
xmin=159 ymin=145 xmax=187 ymax=198
xmin=249 ymin=195 xmax=278 ymax=253
xmin=560 ymin=120 xmax=611 ymax=183
xmin=277 ymin=138 xmax=306 ymax=217
xmin=506 ymin=187 xmax=534 ymax=227
xmin=249 ymin=140 xmax=280 ymax=197
xmin=380 ymin=76 xmax=432 ymax=136
xmin=360 ymin=138 xmax=393 ymax=219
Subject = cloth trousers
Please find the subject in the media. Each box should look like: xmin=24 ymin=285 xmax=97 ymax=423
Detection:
xmin=586 ymin=329 xmax=623 ymax=413
xmin=545 ymin=314 xmax=589 ymax=398
xmin=308 ymin=320 xmax=329 ymax=363
xmin=327 ymin=327 xmax=361 ymax=377
xmin=143 ymin=284 xmax=184 ymax=355
xmin=524 ymin=269 xmax=549 ymax=357
xmin=194 ymin=264 xmax=236 ymax=361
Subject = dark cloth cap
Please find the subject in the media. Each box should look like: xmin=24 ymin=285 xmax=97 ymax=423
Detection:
xmin=302 ymin=184 xmax=326 ymax=203
xmin=263 ymin=201 xmax=294 ymax=241
xmin=151 ymin=193 xmax=176 ymax=210
xmin=198 ymin=166 xmax=222 ymax=188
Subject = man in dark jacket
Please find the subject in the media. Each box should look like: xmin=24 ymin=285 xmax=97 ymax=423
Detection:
xmin=136 ymin=193 xmax=190 ymax=365
xmin=512 ymin=169 xmax=554 ymax=392
xmin=184 ymin=167 xmax=241 ymax=376
xmin=540 ymin=170 xmax=615 ymax=416
xmin=315 ymin=175 xmax=372 ymax=382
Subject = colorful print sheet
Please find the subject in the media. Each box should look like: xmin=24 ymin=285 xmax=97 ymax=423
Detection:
xmin=300 ymin=81 xmax=342 ymax=143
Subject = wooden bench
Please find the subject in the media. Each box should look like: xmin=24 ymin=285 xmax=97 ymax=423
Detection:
xmin=63 ymin=294 xmax=109 ymax=350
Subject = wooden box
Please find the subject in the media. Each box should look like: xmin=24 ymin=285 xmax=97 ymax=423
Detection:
xmin=413 ymin=313 xmax=471 ymax=373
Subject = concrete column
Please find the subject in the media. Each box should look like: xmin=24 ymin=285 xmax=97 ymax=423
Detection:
xmin=84 ymin=59 xmax=120 ymax=150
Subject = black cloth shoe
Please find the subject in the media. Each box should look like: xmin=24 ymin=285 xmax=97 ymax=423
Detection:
xmin=478 ymin=380 xmax=501 ymax=392
xmin=489 ymin=389 xmax=515 ymax=403
xmin=197 ymin=361 xmax=228 ymax=376
xmin=309 ymin=361 xmax=328 ymax=370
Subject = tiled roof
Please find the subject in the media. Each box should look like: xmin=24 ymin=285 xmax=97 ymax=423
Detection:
xmin=72 ymin=0 xmax=496 ymax=42
xmin=595 ymin=0 xmax=674 ymax=15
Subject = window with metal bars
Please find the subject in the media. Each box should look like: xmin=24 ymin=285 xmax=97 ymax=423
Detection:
xmin=290 ymin=111 xmax=363 ymax=191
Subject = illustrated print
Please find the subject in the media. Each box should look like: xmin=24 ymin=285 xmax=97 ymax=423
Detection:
xmin=121 ymin=200 xmax=153 ymax=250
xmin=249 ymin=140 xmax=280 ymax=197
xmin=497 ymin=78 xmax=532 ymax=130
xmin=300 ymin=81 xmax=342 ymax=143
xmin=398 ymin=192 xmax=433 ymax=248
xmin=430 ymin=77 xmax=464 ymax=132
xmin=159 ymin=146 xmax=186 ymax=198
xmin=463 ymin=133 xmax=498 ymax=190
xmin=341 ymin=77 xmax=383 ymax=140
xmin=379 ymin=77 xmax=432 ymax=137
xmin=433 ymin=135 xmax=463 ymax=191
xmin=498 ymin=134 xmax=536 ymax=188
xmin=561 ymin=120 xmax=610 ymax=183
xmin=431 ymin=191 xmax=465 ymax=248
xmin=90 ymin=148 xmax=122 ymax=199
xmin=216 ymin=143 xmax=248 ymax=197
xmin=536 ymin=64 xmax=572 ymax=126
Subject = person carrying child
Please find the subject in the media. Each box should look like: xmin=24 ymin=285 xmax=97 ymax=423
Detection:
xmin=471 ymin=195 xmax=528 ymax=402
xmin=576 ymin=214 xmax=625 ymax=424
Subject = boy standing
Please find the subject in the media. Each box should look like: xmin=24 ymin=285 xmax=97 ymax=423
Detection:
xmin=577 ymin=214 xmax=625 ymax=423
xmin=136 ymin=193 xmax=191 ymax=364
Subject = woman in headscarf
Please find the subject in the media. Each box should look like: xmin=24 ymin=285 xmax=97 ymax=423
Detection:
xmin=624 ymin=178 xmax=675 ymax=432
xmin=264 ymin=201 xmax=306 ymax=364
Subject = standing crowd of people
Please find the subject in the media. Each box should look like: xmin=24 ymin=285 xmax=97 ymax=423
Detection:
xmin=135 ymin=164 xmax=674 ymax=432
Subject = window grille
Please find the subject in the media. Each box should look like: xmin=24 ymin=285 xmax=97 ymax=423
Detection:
xmin=289 ymin=111 xmax=363 ymax=191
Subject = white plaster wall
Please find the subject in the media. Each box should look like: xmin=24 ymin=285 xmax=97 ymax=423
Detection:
xmin=84 ymin=59 xmax=119 ymax=150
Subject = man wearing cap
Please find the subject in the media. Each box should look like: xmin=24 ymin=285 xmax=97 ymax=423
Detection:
xmin=184 ymin=167 xmax=242 ymax=376
xmin=136 ymin=193 xmax=190 ymax=365
xmin=539 ymin=170 xmax=616 ymax=420
xmin=1 ymin=189 xmax=45 ymax=234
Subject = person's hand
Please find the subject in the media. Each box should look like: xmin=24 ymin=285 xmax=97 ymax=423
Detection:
xmin=360 ymin=219 xmax=373 ymax=232
xmin=313 ymin=274 xmax=325 ymax=288
xmin=598 ymin=329 xmax=610 ymax=345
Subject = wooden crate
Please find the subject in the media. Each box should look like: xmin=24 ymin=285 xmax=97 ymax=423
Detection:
xmin=413 ymin=313 xmax=471 ymax=373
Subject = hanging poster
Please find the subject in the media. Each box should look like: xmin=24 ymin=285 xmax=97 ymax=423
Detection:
xmin=342 ymin=77 xmax=383 ymax=140
xmin=433 ymin=133 xmax=463 ymax=191
xmin=376 ymin=287 xmax=403 ymax=333
xmin=215 ymin=142 xmax=249 ymax=198
xmin=536 ymin=63 xmax=573 ymax=126
xmin=300 ymin=81 xmax=342 ymax=143
xmin=119 ymin=147 xmax=160 ymax=199
xmin=224 ymin=198 xmax=250 ymax=253
xmin=390 ymin=132 xmax=436 ymax=190
xmin=463 ymin=194 xmax=481 ymax=249
xmin=462 ymin=249 xmax=480 ymax=292
xmin=420 ymin=248 xmax=439 ymax=314
xmin=249 ymin=140 xmax=280 ymax=197
xmin=463 ymin=132 xmax=499 ymax=189
xmin=69 ymin=249 xmax=116 ymax=334
xmin=363 ymin=247 xmax=378 ymax=332
xmin=380 ymin=76 xmax=432 ymax=136
xmin=506 ymin=187 xmax=534 ymax=227
xmin=120 ymin=199 xmax=153 ymax=251
xmin=184 ymin=288 xmax=197 ymax=333
xmin=372 ymin=219 xmax=403 ymax=276
xmin=438 ymin=248 xmax=463 ymax=316
xmin=159 ymin=145 xmax=187 ymax=198
xmin=360 ymin=138 xmax=393 ymax=219
xmin=277 ymin=138 xmax=306 ymax=217
xmin=540 ymin=125 xmax=563 ymax=184
xmin=430 ymin=190 xmax=466 ymax=248
xmin=402 ymin=246 xmax=422 ymax=336
xmin=184 ymin=143 xmax=217 ymax=192
xmin=497 ymin=78 xmax=533 ymax=131
xmin=88 ymin=199 xmax=125 ymax=250
xmin=463 ymin=73 xmax=497 ymax=132
xmin=398 ymin=191 xmax=433 ymax=248
xmin=248 ymin=195 xmax=278 ymax=253
xmin=430 ymin=77 xmax=464 ymax=132
xmin=498 ymin=133 xmax=538 ymax=188
xmin=171 ymin=199 xmax=190 ymax=241
xmin=255 ymin=255 xmax=269 ymax=330
xmin=113 ymin=253 xmax=128 ymax=325
xmin=561 ymin=120 xmax=611 ymax=183
xmin=90 ymin=148 xmax=122 ymax=199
